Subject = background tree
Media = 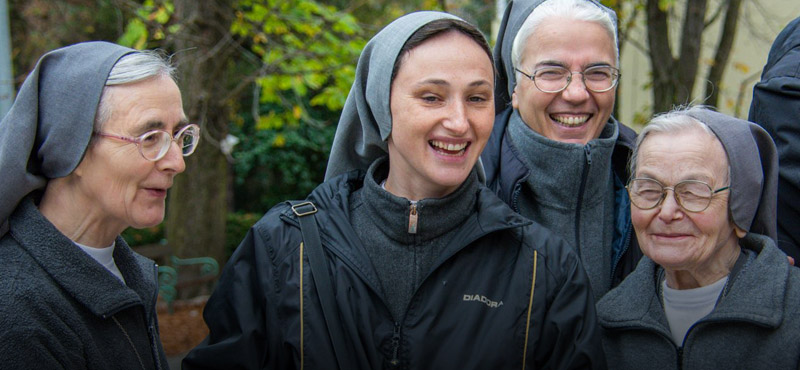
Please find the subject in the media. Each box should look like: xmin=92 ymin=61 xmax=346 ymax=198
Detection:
xmin=118 ymin=0 xmax=364 ymax=263
xmin=610 ymin=0 xmax=744 ymax=114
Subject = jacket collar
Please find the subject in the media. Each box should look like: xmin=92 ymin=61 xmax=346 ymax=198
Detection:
xmin=483 ymin=107 xmax=635 ymax=209
xmin=598 ymin=233 xmax=789 ymax=331
xmin=9 ymin=197 xmax=156 ymax=318
xmin=290 ymin=168 xmax=531 ymax=286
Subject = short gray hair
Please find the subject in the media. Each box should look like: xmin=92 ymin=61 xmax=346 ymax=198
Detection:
xmin=511 ymin=0 xmax=619 ymax=71
xmin=94 ymin=50 xmax=176 ymax=131
xmin=630 ymin=106 xmax=727 ymax=181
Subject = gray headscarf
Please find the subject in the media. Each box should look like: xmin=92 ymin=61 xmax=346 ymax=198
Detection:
xmin=0 ymin=41 xmax=135 ymax=236
xmin=684 ymin=108 xmax=779 ymax=240
xmin=324 ymin=11 xmax=461 ymax=180
xmin=493 ymin=0 xmax=617 ymax=111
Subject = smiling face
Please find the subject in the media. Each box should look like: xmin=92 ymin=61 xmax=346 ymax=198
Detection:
xmin=71 ymin=74 xmax=187 ymax=233
xmin=511 ymin=17 xmax=616 ymax=144
xmin=386 ymin=30 xmax=494 ymax=200
xmin=632 ymin=129 xmax=741 ymax=286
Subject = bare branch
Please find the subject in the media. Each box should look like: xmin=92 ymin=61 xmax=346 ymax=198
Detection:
xmin=704 ymin=0 xmax=725 ymax=28
xmin=705 ymin=0 xmax=743 ymax=108
xmin=675 ymin=0 xmax=708 ymax=105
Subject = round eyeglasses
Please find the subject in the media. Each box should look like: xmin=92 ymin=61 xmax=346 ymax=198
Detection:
xmin=516 ymin=65 xmax=620 ymax=93
xmin=626 ymin=178 xmax=730 ymax=213
xmin=94 ymin=124 xmax=201 ymax=162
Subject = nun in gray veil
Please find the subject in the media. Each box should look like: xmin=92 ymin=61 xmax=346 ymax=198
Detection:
xmin=0 ymin=42 xmax=197 ymax=369
xmin=185 ymin=11 xmax=604 ymax=370
xmin=597 ymin=106 xmax=800 ymax=370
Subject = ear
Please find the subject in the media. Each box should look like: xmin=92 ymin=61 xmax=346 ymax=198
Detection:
xmin=734 ymin=226 xmax=747 ymax=238
xmin=511 ymin=89 xmax=519 ymax=110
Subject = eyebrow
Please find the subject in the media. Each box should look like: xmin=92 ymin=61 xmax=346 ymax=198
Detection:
xmin=637 ymin=170 xmax=715 ymax=184
xmin=140 ymin=118 xmax=190 ymax=132
xmin=415 ymin=79 xmax=492 ymax=88
xmin=534 ymin=60 xmax=614 ymax=69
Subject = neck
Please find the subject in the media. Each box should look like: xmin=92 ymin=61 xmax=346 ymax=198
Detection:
xmin=38 ymin=180 xmax=124 ymax=248
xmin=384 ymin=171 xmax=460 ymax=201
xmin=664 ymin=240 xmax=741 ymax=290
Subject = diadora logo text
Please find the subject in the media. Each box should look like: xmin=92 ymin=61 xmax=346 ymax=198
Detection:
xmin=463 ymin=294 xmax=504 ymax=308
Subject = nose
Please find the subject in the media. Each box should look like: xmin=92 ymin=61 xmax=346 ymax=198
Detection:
xmin=561 ymin=73 xmax=590 ymax=103
xmin=656 ymin=189 xmax=684 ymax=223
xmin=157 ymin=140 xmax=187 ymax=174
xmin=442 ymin=100 xmax=470 ymax=136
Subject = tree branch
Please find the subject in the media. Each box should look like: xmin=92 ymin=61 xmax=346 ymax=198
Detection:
xmin=676 ymin=0 xmax=708 ymax=106
xmin=705 ymin=0 xmax=743 ymax=108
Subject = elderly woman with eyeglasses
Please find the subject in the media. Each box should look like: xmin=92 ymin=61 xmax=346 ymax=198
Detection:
xmin=596 ymin=106 xmax=800 ymax=370
xmin=0 ymin=42 xmax=198 ymax=369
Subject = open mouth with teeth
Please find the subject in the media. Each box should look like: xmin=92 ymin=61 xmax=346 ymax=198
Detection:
xmin=552 ymin=114 xmax=591 ymax=128
xmin=429 ymin=140 xmax=469 ymax=156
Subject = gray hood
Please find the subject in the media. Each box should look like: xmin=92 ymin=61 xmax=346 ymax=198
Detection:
xmin=685 ymin=109 xmax=779 ymax=240
xmin=324 ymin=11 xmax=460 ymax=180
xmin=0 ymin=41 xmax=135 ymax=235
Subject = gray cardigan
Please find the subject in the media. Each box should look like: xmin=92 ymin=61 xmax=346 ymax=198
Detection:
xmin=0 ymin=197 xmax=168 ymax=370
xmin=596 ymin=233 xmax=800 ymax=370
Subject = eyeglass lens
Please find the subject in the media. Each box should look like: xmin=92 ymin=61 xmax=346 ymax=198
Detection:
xmin=533 ymin=66 xmax=617 ymax=93
xmin=140 ymin=125 xmax=199 ymax=161
xmin=628 ymin=179 xmax=714 ymax=212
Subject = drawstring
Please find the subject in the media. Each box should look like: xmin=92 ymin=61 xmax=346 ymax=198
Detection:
xmin=112 ymin=316 xmax=147 ymax=370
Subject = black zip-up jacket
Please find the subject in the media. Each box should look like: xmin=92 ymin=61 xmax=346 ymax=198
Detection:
xmin=749 ymin=16 xmax=800 ymax=262
xmin=481 ymin=108 xmax=642 ymax=291
xmin=0 ymin=197 xmax=168 ymax=370
xmin=184 ymin=171 xmax=605 ymax=370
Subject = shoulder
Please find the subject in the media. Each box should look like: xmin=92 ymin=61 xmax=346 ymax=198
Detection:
xmin=243 ymin=175 xmax=357 ymax=263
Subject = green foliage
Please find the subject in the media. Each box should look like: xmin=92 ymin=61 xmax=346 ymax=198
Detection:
xmin=230 ymin=103 xmax=337 ymax=213
xmin=117 ymin=0 xmax=176 ymax=49
xmin=234 ymin=0 xmax=365 ymax=130
xmin=114 ymin=0 xmax=364 ymax=216
xmin=122 ymin=225 xmax=166 ymax=247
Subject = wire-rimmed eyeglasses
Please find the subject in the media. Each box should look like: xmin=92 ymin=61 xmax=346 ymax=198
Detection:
xmin=94 ymin=124 xmax=201 ymax=162
xmin=626 ymin=178 xmax=730 ymax=213
xmin=516 ymin=65 xmax=620 ymax=93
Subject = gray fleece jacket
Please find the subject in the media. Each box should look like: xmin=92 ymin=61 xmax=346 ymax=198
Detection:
xmin=596 ymin=233 xmax=800 ymax=370
xmin=0 ymin=197 xmax=168 ymax=370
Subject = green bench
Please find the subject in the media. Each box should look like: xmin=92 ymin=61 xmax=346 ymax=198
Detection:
xmin=132 ymin=243 xmax=219 ymax=312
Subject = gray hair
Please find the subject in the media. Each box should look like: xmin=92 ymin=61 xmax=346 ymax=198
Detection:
xmin=630 ymin=106 xmax=727 ymax=181
xmin=511 ymin=0 xmax=619 ymax=72
xmin=94 ymin=50 xmax=176 ymax=131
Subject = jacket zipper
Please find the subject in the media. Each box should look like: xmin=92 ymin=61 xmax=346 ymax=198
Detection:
xmin=408 ymin=202 xmax=418 ymax=234
xmin=609 ymin=224 xmax=633 ymax=284
xmin=573 ymin=145 xmax=592 ymax=256
xmin=389 ymin=322 xmax=402 ymax=367
xmin=150 ymin=263 xmax=163 ymax=370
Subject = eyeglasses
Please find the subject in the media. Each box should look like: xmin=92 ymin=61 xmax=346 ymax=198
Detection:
xmin=94 ymin=124 xmax=200 ymax=161
xmin=516 ymin=65 xmax=620 ymax=93
xmin=626 ymin=178 xmax=730 ymax=213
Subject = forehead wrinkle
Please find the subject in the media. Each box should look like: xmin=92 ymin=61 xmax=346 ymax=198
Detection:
xmin=637 ymin=134 xmax=728 ymax=186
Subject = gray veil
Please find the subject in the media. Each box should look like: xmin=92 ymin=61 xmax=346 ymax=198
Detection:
xmin=324 ymin=11 xmax=460 ymax=180
xmin=685 ymin=109 xmax=779 ymax=240
xmin=0 ymin=41 xmax=135 ymax=235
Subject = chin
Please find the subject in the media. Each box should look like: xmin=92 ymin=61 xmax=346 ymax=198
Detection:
xmin=130 ymin=210 xmax=166 ymax=229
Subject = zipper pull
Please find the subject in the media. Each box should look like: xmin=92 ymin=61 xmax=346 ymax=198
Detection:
xmin=389 ymin=322 xmax=402 ymax=367
xmin=584 ymin=144 xmax=592 ymax=165
xmin=408 ymin=202 xmax=418 ymax=234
